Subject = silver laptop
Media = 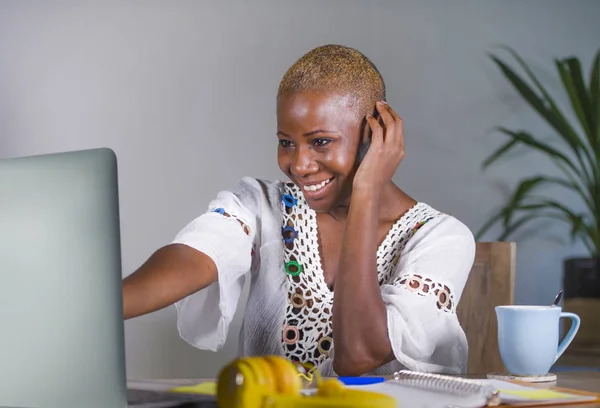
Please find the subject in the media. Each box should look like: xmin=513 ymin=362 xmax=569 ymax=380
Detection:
xmin=0 ymin=149 xmax=215 ymax=408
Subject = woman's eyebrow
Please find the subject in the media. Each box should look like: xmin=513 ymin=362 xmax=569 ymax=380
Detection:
xmin=277 ymin=129 xmax=339 ymax=137
xmin=303 ymin=129 xmax=339 ymax=137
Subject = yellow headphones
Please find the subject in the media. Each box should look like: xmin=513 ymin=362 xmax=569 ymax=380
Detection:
xmin=216 ymin=355 xmax=395 ymax=408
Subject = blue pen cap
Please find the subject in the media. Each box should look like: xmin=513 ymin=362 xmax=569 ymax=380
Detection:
xmin=338 ymin=377 xmax=386 ymax=386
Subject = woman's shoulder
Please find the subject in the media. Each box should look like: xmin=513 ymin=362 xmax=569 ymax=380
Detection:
xmin=208 ymin=177 xmax=288 ymax=220
xmin=214 ymin=177 xmax=285 ymax=205
xmin=224 ymin=177 xmax=285 ymax=196
xmin=407 ymin=202 xmax=475 ymax=251
xmin=426 ymin=204 xmax=473 ymax=239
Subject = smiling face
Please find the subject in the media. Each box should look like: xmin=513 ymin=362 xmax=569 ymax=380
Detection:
xmin=277 ymin=91 xmax=366 ymax=212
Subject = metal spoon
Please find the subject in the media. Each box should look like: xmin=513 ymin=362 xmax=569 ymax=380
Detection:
xmin=552 ymin=289 xmax=563 ymax=306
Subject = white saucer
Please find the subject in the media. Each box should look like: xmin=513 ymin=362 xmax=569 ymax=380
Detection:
xmin=486 ymin=372 xmax=557 ymax=383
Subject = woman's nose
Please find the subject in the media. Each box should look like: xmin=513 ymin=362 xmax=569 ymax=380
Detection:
xmin=291 ymin=146 xmax=318 ymax=177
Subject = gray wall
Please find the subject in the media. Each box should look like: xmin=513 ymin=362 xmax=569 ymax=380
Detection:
xmin=1 ymin=1 xmax=599 ymax=379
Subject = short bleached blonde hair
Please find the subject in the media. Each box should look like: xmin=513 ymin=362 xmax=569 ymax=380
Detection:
xmin=277 ymin=44 xmax=386 ymax=119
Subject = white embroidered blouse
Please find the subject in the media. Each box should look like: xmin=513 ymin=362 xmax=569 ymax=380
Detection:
xmin=172 ymin=177 xmax=475 ymax=376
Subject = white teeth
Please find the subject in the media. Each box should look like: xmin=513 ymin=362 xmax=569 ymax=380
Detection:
xmin=303 ymin=178 xmax=331 ymax=192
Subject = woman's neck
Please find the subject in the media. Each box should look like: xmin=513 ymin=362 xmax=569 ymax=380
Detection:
xmin=325 ymin=181 xmax=416 ymax=224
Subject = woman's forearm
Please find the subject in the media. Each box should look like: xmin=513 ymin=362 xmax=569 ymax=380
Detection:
xmin=332 ymin=189 xmax=394 ymax=375
xmin=123 ymin=244 xmax=218 ymax=319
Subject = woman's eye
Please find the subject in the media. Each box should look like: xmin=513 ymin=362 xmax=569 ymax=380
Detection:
xmin=313 ymin=138 xmax=331 ymax=147
xmin=278 ymin=140 xmax=292 ymax=148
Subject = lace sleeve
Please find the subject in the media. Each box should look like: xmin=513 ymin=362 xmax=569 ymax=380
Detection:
xmin=210 ymin=207 xmax=252 ymax=237
xmin=171 ymin=178 xmax=261 ymax=352
xmin=392 ymin=273 xmax=456 ymax=313
xmin=381 ymin=216 xmax=475 ymax=374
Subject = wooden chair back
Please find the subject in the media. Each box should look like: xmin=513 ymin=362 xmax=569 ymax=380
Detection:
xmin=457 ymin=242 xmax=516 ymax=374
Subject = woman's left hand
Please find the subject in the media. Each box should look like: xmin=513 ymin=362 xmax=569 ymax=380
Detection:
xmin=352 ymin=100 xmax=405 ymax=195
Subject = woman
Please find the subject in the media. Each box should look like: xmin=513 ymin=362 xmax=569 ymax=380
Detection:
xmin=123 ymin=44 xmax=475 ymax=377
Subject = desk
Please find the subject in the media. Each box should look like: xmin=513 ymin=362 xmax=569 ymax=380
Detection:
xmin=128 ymin=371 xmax=600 ymax=407
xmin=535 ymin=371 xmax=600 ymax=407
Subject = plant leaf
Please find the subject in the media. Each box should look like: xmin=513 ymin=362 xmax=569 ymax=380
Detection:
xmin=550 ymin=157 xmax=595 ymax=214
xmin=503 ymin=176 xmax=546 ymax=228
xmin=569 ymin=214 xmax=587 ymax=242
xmin=511 ymin=174 xmax=584 ymax=201
xmin=475 ymin=210 xmax=506 ymax=240
xmin=590 ymin=50 xmax=600 ymax=152
xmin=556 ymin=57 xmax=595 ymax=148
xmin=481 ymin=47 xmax=600 ymax=256
xmin=496 ymin=127 xmax=584 ymax=180
xmin=490 ymin=51 xmax=595 ymax=185
xmin=482 ymin=139 xmax=519 ymax=169
xmin=497 ymin=213 xmax=554 ymax=241
xmin=499 ymin=45 xmax=578 ymax=127
xmin=496 ymin=209 xmax=595 ymax=255
xmin=524 ymin=198 xmax=584 ymax=224
xmin=489 ymin=53 xmax=585 ymax=153
xmin=540 ymin=175 xmax=587 ymax=194
xmin=499 ymin=176 xmax=579 ymax=229
xmin=522 ymin=197 xmax=597 ymax=244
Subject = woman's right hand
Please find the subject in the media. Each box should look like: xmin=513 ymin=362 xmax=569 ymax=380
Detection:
xmin=352 ymin=101 xmax=405 ymax=197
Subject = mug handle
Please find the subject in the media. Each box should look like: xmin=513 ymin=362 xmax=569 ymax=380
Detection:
xmin=555 ymin=312 xmax=581 ymax=362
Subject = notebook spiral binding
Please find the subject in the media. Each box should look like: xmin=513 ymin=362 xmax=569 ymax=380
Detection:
xmin=392 ymin=370 xmax=501 ymax=406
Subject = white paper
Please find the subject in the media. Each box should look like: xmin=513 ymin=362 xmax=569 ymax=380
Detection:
xmin=346 ymin=378 xmax=595 ymax=408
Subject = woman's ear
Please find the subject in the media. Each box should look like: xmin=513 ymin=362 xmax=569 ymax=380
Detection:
xmin=357 ymin=112 xmax=374 ymax=164
xmin=359 ymin=116 xmax=370 ymax=146
xmin=359 ymin=107 xmax=378 ymax=145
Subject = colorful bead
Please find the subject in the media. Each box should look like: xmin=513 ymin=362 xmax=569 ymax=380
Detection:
xmin=283 ymin=325 xmax=300 ymax=344
xmin=211 ymin=208 xmax=226 ymax=215
xmin=282 ymin=226 xmax=297 ymax=244
xmin=412 ymin=218 xmax=432 ymax=233
xmin=407 ymin=277 xmax=423 ymax=292
xmin=290 ymin=293 xmax=306 ymax=308
xmin=435 ymin=286 xmax=451 ymax=310
xmin=284 ymin=261 xmax=302 ymax=276
xmin=317 ymin=336 xmax=332 ymax=355
xmin=282 ymin=194 xmax=297 ymax=208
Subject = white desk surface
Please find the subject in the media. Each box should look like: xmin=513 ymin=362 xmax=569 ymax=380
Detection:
xmin=127 ymin=379 xmax=213 ymax=391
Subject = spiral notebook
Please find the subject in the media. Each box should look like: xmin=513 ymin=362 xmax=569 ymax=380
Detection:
xmin=348 ymin=371 xmax=600 ymax=408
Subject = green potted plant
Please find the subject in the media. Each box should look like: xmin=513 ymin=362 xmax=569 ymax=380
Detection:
xmin=477 ymin=46 xmax=600 ymax=353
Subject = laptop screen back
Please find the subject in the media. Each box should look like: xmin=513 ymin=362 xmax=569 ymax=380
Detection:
xmin=0 ymin=148 xmax=127 ymax=408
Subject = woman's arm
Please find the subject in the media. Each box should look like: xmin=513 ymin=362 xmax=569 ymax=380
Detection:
xmin=332 ymin=189 xmax=395 ymax=376
xmin=332 ymin=101 xmax=405 ymax=375
xmin=123 ymin=243 xmax=217 ymax=319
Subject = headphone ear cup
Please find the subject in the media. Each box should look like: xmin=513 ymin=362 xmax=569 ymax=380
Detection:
xmin=243 ymin=357 xmax=277 ymax=393
xmin=216 ymin=359 xmax=263 ymax=408
xmin=263 ymin=356 xmax=302 ymax=396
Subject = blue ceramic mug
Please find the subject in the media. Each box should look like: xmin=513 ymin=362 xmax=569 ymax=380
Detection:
xmin=495 ymin=305 xmax=580 ymax=376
